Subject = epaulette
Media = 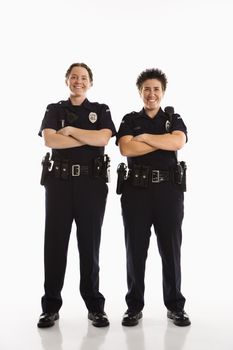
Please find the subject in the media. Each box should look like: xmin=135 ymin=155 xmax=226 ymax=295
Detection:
xmin=125 ymin=111 xmax=137 ymax=118
xmin=57 ymin=100 xmax=68 ymax=105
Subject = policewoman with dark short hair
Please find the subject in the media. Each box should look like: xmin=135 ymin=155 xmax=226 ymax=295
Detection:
xmin=116 ymin=68 xmax=191 ymax=327
xmin=37 ymin=63 xmax=116 ymax=328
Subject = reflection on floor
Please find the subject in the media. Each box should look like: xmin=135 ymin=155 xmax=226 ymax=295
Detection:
xmin=1 ymin=306 xmax=232 ymax=350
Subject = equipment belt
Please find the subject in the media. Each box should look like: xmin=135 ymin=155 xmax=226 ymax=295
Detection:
xmin=129 ymin=168 xmax=170 ymax=183
xmin=51 ymin=160 xmax=89 ymax=178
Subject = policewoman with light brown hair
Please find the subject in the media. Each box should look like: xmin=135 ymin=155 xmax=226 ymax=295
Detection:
xmin=37 ymin=62 xmax=116 ymax=328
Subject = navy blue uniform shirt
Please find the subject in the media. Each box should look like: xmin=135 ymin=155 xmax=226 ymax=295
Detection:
xmin=39 ymin=99 xmax=116 ymax=163
xmin=116 ymin=107 xmax=187 ymax=169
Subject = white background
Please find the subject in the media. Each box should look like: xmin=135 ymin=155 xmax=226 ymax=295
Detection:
xmin=0 ymin=0 xmax=233 ymax=349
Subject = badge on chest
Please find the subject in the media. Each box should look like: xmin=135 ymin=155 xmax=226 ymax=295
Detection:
xmin=89 ymin=112 xmax=98 ymax=123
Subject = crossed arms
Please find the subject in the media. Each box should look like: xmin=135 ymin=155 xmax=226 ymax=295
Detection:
xmin=118 ymin=131 xmax=186 ymax=157
xmin=43 ymin=127 xmax=185 ymax=154
xmin=42 ymin=126 xmax=112 ymax=149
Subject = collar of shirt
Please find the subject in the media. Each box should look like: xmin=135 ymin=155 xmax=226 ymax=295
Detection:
xmin=137 ymin=107 xmax=164 ymax=120
xmin=61 ymin=98 xmax=94 ymax=111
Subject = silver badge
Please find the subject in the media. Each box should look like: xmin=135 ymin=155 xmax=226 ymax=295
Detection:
xmin=89 ymin=112 xmax=98 ymax=123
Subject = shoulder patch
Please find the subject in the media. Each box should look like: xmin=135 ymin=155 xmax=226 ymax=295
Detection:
xmin=102 ymin=104 xmax=111 ymax=113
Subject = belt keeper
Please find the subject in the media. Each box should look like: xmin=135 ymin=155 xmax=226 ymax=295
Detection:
xmin=140 ymin=166 xmax=149 ymax=187
xmin=54 ymin=161 xmax=60 ymax=178
xmin=132 ymin=165 xmax=141 ymax=187
xmin=61 ymin=161 xmax=69 ymax=180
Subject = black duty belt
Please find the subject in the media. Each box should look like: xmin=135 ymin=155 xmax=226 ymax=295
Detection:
xmin=51 ymin=160 xmax=89 ymax=179
xmin=129 ymin=167 xmax=170 ymax=186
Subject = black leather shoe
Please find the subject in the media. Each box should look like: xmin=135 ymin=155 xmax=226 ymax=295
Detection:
xmin=88 ymin=312 xmax=110 ymax=327
xmin=122 ymin=310 xmax=143 ymax=326
xmin=37 ymin=312 xmax=59 ymax=328
xmin=167 ymin=310 xmax=191 ymax=327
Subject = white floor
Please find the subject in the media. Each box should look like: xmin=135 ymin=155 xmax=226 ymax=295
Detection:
xmin=1 ymin=207 xmax=233 ymax=350
xmin=1 ymin=171 xmax=233 ymax=350
xmin=1 ymin=302 xmax=232 ymax=350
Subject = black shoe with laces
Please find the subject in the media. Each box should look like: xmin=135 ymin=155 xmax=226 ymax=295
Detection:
xmin=122 ymin=310 xmax=143 ymax=326
xmin=37 ymin=312 xmax=59 ymax=328
xmin=167 ymin=310 xmax=191 ymax=327
xmin=88 ymin=311 xmax=110 ymax=327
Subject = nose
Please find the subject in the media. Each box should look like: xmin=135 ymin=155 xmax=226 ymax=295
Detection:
xmin=75 ymin=76 xmax=82 ymax=83
xmin=148 ymin=90 xmax=155 ymax=97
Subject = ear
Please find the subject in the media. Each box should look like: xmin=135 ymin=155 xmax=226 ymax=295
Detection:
xmin=65 ymin=78 xmax=68 ymax=86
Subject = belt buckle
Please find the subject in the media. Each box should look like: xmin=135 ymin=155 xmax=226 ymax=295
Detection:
xmin=72 ymin=164 xmax=80 ymax=176
xmin=152 ymin=170 xmax=160 ymax=183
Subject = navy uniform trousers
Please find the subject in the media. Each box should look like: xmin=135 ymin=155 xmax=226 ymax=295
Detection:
xmin=41 ymin=174 xmax=108 ymax=313
xmin=121 ymin=180 xmax=186 ymax=313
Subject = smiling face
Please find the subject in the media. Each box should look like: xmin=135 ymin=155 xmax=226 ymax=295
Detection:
xmin=66 ymin=66 xmax=92 ymax=99
xmin=140 ymin=79 xmax=165 ymax=116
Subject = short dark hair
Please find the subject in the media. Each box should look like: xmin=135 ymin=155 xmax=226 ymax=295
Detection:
xmin=65 ymin=63 xmax=93 ymax=83
xmin=136 ymin=68 xmax=167 ymax=91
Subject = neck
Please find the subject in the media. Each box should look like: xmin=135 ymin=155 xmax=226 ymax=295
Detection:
xmin=144 ymin=106 xmax=160 ymax=118
xmin=70 ymin=95 xmax=86 ymax=106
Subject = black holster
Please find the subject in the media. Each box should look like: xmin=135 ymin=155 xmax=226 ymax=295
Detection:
xmin=93 ymin=154 xmax=110 ymax=182
xmin=116 ymin=163 xmax=128 ymax=194
xmin=174 ymin=161 xmax=187 ymax=192
xmin=40 ymin=152 xmax=52 ymax=185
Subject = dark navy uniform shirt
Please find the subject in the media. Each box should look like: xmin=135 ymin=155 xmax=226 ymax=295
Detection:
xmin=116 ymin=108 xmax=187 ymax=169
xmin=39 ymin=98 xmax=116 ymax=164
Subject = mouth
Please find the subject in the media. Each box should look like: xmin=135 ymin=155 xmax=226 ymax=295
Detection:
xmin=73 ymin=85 xmax=83 ymax=89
